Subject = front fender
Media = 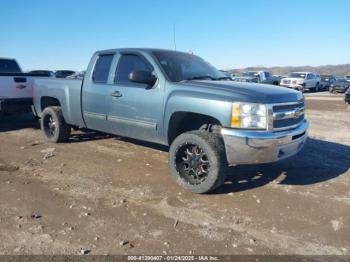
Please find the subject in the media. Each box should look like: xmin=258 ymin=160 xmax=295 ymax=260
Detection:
xmin=163 ymin=89 xmax=232 ymax=143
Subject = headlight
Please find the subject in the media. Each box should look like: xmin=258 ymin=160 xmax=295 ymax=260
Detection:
xmin=231 ymin=102 xmax=267 ymax=129
xmin=296 ymin=80 xmax=304 ymax=84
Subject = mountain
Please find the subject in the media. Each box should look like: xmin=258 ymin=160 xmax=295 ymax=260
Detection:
xmin=228 ymin=64 xmax=350 ymax=77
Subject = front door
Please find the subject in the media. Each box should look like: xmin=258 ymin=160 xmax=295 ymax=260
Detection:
xmin=106 ymin=53 xmax=164 ymax=143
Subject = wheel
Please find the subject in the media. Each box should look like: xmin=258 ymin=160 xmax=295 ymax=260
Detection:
xmin=314 ymin=82 xmax=319 ymax=92
xmin=41 ymin=106 xmax=71 ymax=143
xmin=169 ymin=130 xmax=227 ymax=194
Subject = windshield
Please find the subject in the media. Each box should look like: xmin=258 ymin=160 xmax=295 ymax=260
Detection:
xmin=0 ymin=59 xmax=21 ymax=73
xmin=242 ymin=72 xmax=258 ymax=77
xmin=321 ymin=75 xmax=332 ymax=81
xmin=152 ymin=51 xmax=225 ymax=82
xmin=289 ymin=73 xmax=306 ymax=79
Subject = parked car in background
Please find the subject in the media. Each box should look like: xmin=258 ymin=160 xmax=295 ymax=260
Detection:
xmin=280 ymin=72 xmax=321 ymax=92
xmin=55 ymin=70 xmax=76 ymax=78
xmin=232 ymin=71 xmax=280 ymax=85
xmin=28 ymin=70 xmax=55 ymax=77
xmin=32 ymin=48 xmax=308 ymax=194
xmin=345 ymin=76 xmax=350 ymax=82
xmin=345 ymin=87 xmax=350 ymax=104
xmin=319 ymin=75 xmax=336 ymax=91
xmin=273 ymin=75 xmax=285 ymax=82
xmin=0 ymin=58 xmax=48 ymax=115
xmin=219 ymin=70 xmax=232 ymax=79
xmin=0 ymin=57 xmax=22 ymax=73
xmin=329 ymin=78 xmax=350 ymax=93
xmin=66 ymin=71 xmax=85 ymax=80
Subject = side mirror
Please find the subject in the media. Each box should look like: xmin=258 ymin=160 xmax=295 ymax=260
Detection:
xmin=129 ymin=70 xmax=157 ymax=86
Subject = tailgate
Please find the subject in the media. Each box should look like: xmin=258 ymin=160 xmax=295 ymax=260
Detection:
xmin=0 ymin=76 xmax=33 ymax=99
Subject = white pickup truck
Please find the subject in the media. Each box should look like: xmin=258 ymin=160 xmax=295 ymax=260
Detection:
xmin=280 ymin=72 xmax=321 ymax=92
xmin=0 ymin=58 xmax=49 ymax=115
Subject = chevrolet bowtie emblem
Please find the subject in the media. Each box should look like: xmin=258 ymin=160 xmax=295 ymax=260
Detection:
xmin=294 ymin=108 xmax=304 ymax=118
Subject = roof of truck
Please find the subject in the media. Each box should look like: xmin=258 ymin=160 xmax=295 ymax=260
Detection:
xmin=0 ymin=57 xmax=16 ymax=60
xmin=96 ymin=48 xmax=190 ymax=55
xmin=291 ymin=72 xmax=314 ymax=74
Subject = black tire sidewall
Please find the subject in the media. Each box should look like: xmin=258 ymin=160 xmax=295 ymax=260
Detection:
xmin=169 ymin=131 xmax=226 ymax=194
xmin=40 ymin=107 xmax=69 ymax=143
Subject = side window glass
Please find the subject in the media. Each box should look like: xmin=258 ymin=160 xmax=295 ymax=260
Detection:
xmin=115 ymin=54 xmax=152 ymax=84
xmin=92 ymin=54 xmax=114 ymax=83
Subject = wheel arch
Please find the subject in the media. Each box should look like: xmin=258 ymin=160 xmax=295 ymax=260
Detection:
xmin=167 ymin=111 xmax=223 ymax=145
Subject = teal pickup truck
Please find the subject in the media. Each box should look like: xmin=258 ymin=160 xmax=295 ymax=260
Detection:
xmin=32 ymin=48 xmax=308 ymax=193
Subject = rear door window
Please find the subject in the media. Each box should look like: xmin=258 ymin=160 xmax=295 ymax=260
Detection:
xmin=92 ymin=54 xmax=114 ymax=83
xmin=115 ymin=54 xmax=152 ymax=84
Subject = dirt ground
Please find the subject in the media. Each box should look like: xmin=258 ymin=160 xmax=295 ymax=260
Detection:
xmin=0 ymin=92 xmax=349 ymax=256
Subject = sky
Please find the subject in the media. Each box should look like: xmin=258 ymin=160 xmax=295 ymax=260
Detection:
xmin=0 ymin=0 xmax=349 ymax=71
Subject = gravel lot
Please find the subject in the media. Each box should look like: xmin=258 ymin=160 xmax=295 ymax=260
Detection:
xmin=0 ymin=92 xmax=349 ymax=255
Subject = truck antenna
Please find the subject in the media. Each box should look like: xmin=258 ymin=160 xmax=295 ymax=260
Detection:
xmin=173 ymin=23 xmax=177 ymax=51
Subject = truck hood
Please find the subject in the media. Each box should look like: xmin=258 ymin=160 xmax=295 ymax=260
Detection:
xmin=181 ymin=80 xmax=303 ymax=103
xmin=282 ymin=77 xmax=305 ymax=82
xmin=232 ymin=76 xmax=255 ymax=80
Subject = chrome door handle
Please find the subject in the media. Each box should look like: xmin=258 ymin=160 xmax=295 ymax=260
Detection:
xmin=110 ymin=91 xmax=122 ymax=98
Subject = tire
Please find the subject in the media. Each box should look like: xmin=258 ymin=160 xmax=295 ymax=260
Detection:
xmin=40 ymin=106 xmax=71 ymax=143
xmin=169 ymin=130 xmax=227 ymax=194
xmin=314 ymin=82 xmax=319 ymax=92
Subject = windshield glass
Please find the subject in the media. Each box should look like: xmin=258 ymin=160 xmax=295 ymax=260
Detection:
xmin=289 ymin=73 xmax=306 ymax=79
xmin=152 ymin=51 xmax=225 ymax=82
xmin=321 ymin=75 xmax=331 ymax=81
xmin=242 ymin=72 xmax=258 ymax=77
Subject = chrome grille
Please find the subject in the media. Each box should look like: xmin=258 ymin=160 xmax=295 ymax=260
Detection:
xmin=271 ymin=101 xmax=305 ymax=131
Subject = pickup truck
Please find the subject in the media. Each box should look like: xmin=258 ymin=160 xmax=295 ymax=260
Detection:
xmin=0 ymin=58 xmax=30 ymax=114
xmin=0 ymin=58 xmax=49 ymax=115
xmin=232 ymin=71 xmax=280 ymax=85
xmin=32 ymin=48 xmax=308 ymax=193
xmin=280 ymin=72 xmax=321 ymax=92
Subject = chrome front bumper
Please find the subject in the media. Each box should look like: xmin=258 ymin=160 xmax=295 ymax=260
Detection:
xmin=221 ymin=120 xmax=308 ymax=165
xmin=280 ymin=84 xmax=303 ymax=89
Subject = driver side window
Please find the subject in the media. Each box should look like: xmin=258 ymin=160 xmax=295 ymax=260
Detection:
xmin=115 ymin=54 xmax=153 ymax=84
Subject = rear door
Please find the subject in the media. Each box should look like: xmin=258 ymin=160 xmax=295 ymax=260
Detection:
xmin=81 ymin=53 xmax=114 ymax=132
xmin=106 ymin=52 xmax=164 ymax=143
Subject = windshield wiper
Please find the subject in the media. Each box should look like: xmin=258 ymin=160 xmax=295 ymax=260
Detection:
xmin=214 ymin=76 xmax=232 ymax=80
xmin=183 ymin=75 xmax=216 ymax=81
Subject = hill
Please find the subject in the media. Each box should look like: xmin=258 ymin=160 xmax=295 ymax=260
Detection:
xmin=228 ymin=63 xmax=350 ymax=77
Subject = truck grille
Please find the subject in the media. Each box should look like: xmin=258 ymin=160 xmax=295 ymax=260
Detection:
xmin=272 ymin=101 xmax=305 ymax=131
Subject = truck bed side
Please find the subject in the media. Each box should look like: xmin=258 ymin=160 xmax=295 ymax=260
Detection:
xmin=33 ymin=78 xmax=85 ymax=127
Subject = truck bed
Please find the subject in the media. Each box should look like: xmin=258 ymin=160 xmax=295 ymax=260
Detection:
xmin=33 ymin=78 xmax=85 ymax=127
